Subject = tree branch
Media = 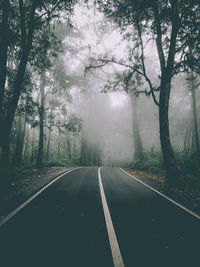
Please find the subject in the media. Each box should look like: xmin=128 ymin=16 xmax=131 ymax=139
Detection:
xmin=135 ymin=19 xmax=160 ymax=106
xmin=86 ymin=57 xmax=160 ymax=106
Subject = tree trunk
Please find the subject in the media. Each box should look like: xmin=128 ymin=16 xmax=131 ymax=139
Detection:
xmin=18 ymin=117 xmax=26 ymax=164
xmin=12 ymin=116 xmax=26 ymax=166
xmin=189 ymin=71 xmax=200 ymax=158
xmin=46 ymin=128 xmax=51 ymax=161
xmin=159 ymin=77 xmax=179 ymax=183
xmin=23 ymin=127 xmax=29 ymax=163
xmin=57 ymin=132 xmax=61 ymax=160
xmin=0 ymin=2 xmax=36 ymax=168
xmin=130 ymin=93 xmax=144 ymax=161
xmin=183 ymin=124 xmax=192 ymax=153
xmin=37 ymin=72 xmax=45 ymax=168
xmin=0 ymin=0 xmax=10 ymax=116
xmin=31 ymin=128 xmax=35 ymax=162
xmin=66 ymin=134 xmax=72 ymax=161
xmin=152 ymin=0 xmax=180 ymax=183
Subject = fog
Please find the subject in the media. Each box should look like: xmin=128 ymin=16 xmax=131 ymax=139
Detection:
xmin=0 ymin=0 xmax=199 ymax=183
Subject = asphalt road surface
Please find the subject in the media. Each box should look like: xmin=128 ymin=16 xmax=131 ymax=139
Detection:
xmin=0 ymin=167 xmax=199 ymax=267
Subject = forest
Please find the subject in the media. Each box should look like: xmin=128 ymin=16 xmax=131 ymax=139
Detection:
xmin=0 ymin=0 xmax=200 ymax=188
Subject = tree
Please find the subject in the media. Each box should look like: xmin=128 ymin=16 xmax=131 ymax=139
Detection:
xmin=37 ymin=71 xmax=45 ymax=168
xmin=101 ymin=70 xmax=144 ymax=161
xmin=186 ymin=71 xmax=200 ymax=158
xmin=0 ymin=0 xmax=76 ymax=168
xmin=97 ymin=0 xmax=200 ymax=183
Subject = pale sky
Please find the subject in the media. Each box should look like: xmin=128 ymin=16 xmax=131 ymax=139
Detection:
xmin=69 ymin=3 xmax=129 ymax=108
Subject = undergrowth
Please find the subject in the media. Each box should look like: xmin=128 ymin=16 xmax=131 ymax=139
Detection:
xmin=0 ymin=159 xmax=76 ymax=189
xmin=130 ymin=150 xmax=200 ymax=191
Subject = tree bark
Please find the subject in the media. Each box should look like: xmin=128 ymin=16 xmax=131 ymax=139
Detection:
xmin=37 ymin=72 xmax=45 ymax=168
xmin=23 ymin=126 xmax=29 ymax=163
xmin=66 ymin=133 xmax=72 ymax=161
xmin=0 ymin=0 xmax=10 ymax=116
xmin=12 ymin=116 xmax=26 ymax=166
xmin=159 ymin=74 xmax=179 ymax=182
xmin=155 ymin=0 xmax=180 ymax=183
xmin=31 ymin=127 xmax=35 ymax=162
xmin=46 ymin=128 xmax=51 ymax=161
xmin=0 ymin=1 xmax=36 ymax=167
xmin=130 ymin=93 xmax=144 ymax=161
xmin=57 ymin=132 xmax=61 ymax=160
xmin=189 ymin=71 xmax=200 ymax=158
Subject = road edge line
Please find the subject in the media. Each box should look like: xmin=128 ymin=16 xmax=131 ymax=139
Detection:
xmin=120 ymin=168 xmax=200 ymax=220
xmin=0 ymin=167 xmax=81 ymax=227
xmin=98 ymin=167 xmax=125 ymax=267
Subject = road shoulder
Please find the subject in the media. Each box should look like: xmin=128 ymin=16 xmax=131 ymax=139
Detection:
xmin=0 ymin=166 xmax=72 ymax=220
xmin=123 ymin=168 xmax=200 ymax=218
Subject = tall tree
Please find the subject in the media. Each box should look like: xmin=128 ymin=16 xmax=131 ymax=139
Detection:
xmin=0 ymin=0 xmax=76 ymax=168
xmin=37 ymin=71 xmax=45 ymax=168
xmin=101 ymin=70 xmax=144 ymax=161
xmin=130 ymin=93 xmax=144 ymax=161
xmin=186 ymin=71 xmax=200 ymax=158
xmin=12 ymin=116 xmax=26 ymax=166
xmin=97 ymin=0 xmax=200 ymax=182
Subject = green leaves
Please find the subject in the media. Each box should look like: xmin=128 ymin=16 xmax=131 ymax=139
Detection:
xmin=65 ymin=114 xmax=82 ymax=135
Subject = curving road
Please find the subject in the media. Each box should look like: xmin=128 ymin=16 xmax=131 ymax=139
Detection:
xmin=0 ymin=167 xmax=199 ymax=267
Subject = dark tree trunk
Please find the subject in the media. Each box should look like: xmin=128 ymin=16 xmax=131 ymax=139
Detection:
xmin=23 ymin=127 xmax=29 ymax=162
xmin=159 ymin=76 xmax=179 ymax=182
xmin=154 ymin=1 xmax=180 ymax=183
xmin=18 ymin=117 xmax=26 ymax=164
xmin=31 ymin=128 xmax=35 ymax=162
xmin=66 ymin=134 xmax=72 ymax=160
xmin=46 ymin=128 xmax=51 ymax=161
xmin=0 ymin=0 xmax=10 ymax=115
xmin=0 ymin=2 xmax=36 ymax=167
xmin=189 ymin=71 xmax=200 ymax=158
xmin=0 ymin=0 xmax=10 ymax=169
xmin=57 ymin=132 xmax=61 ymax=160
xmin=130 ymin=93 xmax=144 ymax=161
xmin=183 ymin=124 xmax=192 ymax=153
xmin=37 ymin=72 xmax=45 ymax=168
xmin=12 ymin=116 xmax=26 ymax=166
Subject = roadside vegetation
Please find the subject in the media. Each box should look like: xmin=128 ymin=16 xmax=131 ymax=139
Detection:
xmin=0 ymin=0 xmax=200 ymax=202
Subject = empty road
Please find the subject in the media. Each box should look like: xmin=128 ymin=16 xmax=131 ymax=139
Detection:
xmin=0 ymin=167 xmax=199 ymax=267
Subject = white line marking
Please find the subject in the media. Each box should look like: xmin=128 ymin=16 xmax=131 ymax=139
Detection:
xmin=98 ymin=167 xmax=125 ymax=267
xmin=0 ymin=167 xmax=81 ymax=227
xmin=121 ymin=168 xmax=200 ymax=220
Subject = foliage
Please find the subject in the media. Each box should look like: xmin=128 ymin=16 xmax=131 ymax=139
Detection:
xmin=65 ymin=114 xmax=83 ymax=135
xmin=130 ymin=150 xmax=165 ymax=175
xmin=97 ymin=0 xmax=200 ymax=72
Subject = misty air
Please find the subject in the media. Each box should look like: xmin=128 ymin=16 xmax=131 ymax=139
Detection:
xmin=0 ymin=1 xmax=200 ymax=267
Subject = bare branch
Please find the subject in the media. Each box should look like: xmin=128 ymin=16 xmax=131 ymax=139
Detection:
xmin=86 ymin=57 xmax=160 ymax=106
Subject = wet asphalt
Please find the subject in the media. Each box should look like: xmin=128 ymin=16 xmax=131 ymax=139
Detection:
xmin=0 ymin=167 xmax=199 ymax=267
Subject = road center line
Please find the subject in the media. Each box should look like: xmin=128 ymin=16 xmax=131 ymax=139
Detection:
xmin=98 ymin=167 xmax=125 ymax=267
xmin=0 ymin=167 xmax=81 ymax=227
xmin=121 ymin=168 xmax=200 ymax=220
